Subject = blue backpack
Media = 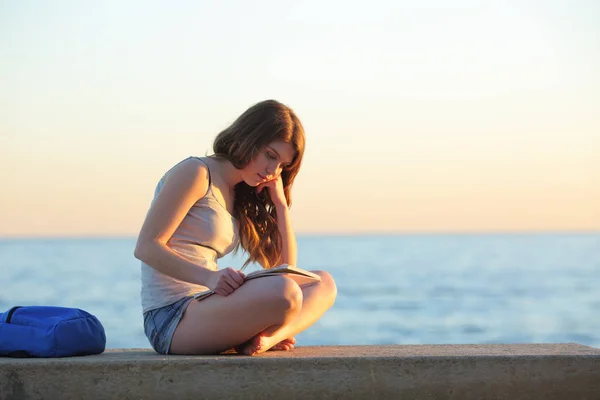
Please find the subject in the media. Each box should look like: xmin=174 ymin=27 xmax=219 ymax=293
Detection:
xmin=0 ymin=306 xmax=106 ymax=358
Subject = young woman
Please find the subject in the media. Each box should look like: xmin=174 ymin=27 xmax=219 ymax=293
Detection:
xmin=134 ymin=100 xmax=337 ymax=355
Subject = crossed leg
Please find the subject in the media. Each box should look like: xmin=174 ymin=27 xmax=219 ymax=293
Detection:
xmin=169 ymin=270 xmax=337 ymax=355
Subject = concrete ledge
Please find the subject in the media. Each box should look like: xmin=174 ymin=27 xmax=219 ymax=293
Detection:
xmin=2 ymin=344 xmax=600 ymax=399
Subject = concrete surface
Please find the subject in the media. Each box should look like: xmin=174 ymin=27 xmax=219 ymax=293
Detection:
xmin=1 ymin=344 xmax=600 ymax=399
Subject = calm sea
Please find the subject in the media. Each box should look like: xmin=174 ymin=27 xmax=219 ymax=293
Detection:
xmin=1 ymin=233 xmax=599 ymax=349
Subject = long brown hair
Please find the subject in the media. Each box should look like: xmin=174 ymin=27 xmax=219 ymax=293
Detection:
xmin=213 ymin=100 xmax=305 ymax=269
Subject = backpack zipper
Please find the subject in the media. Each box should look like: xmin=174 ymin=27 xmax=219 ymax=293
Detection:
xmin=5 ymin=306 xmax=22 ymax=323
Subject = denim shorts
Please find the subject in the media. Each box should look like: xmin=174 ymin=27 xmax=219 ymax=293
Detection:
xmin=143 ymin=296 xmax=195 ymax=354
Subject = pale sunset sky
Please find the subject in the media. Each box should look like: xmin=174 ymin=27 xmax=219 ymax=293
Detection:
xmin=1 ymin=0 xmax=599 ymax=237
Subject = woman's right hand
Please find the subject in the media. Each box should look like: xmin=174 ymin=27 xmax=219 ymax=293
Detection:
xmin=207 ymin=268 xmax=245 ymax=296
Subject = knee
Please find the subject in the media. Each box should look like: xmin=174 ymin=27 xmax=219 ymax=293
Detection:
xmin=261 ymin=275 xmax=303 ymax=313
xmin=313 ymin=270 xmax=338 ymax=305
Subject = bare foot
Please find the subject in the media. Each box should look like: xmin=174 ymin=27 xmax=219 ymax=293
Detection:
xmin=269 ymin=337 xmax=296 ymax=351
xmin=238 ymin=332 xmax=282 ymax=356
xmin=234 ymin=340 xmax=250 ymax=355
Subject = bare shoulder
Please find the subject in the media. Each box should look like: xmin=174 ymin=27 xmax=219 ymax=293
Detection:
xmin=161 ymin=157 xmax=210 ymax=199
xmin=136 ymin=158 xmax=211 ymax=247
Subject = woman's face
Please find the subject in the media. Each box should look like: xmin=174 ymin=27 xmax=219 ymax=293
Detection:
xmin=242 ymin=140 xmax=295 ymax=186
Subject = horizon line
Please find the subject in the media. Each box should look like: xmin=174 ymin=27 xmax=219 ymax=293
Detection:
xmin=1 ymin=229 xmax=599 ymax=240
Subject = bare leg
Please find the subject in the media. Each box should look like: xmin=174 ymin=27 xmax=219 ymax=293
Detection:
xmin=239 ymin=270 xmax=337 ymax=355
xmin=169 ymin=275 xmax=303 ymax=355
xmin=170 ymin=270 xmax=337 ymax=355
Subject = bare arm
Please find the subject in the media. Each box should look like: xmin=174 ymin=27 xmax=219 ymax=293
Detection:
xmin=257 ymin=175 xmax=297 ymax=267
xmin=274 ymin=202 xmax=297 ymax=267
xmin=134 ymin=159 xmax=215 ymax=286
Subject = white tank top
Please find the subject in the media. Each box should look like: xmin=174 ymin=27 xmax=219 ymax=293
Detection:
xmin=140 ymin=157 xmax=239 ymax=313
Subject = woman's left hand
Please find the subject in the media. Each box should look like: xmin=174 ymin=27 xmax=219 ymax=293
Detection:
xmin=257 ymin=175 xmax=287 ymax=207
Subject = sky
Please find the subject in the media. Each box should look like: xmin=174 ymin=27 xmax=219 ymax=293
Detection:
xmin=1 ymin=0 xmax=599 ymax=236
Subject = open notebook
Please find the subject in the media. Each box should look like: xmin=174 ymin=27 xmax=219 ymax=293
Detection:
xmin=193 ymin=264 xmax=321 ymax=301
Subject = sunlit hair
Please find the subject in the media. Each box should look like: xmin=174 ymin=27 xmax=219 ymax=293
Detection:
xmin=213 ymin=100 xmax=305 ymax=269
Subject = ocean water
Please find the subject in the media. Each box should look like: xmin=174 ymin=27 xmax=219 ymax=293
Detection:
xmin=1 ymin=233 xmax=599 ymax=349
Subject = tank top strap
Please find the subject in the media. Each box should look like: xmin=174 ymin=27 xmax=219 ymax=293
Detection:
xmin=192 ymin=157 xmax=214 ymax=193
xmin=190 ymin=156 xmax=237 ymax=221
